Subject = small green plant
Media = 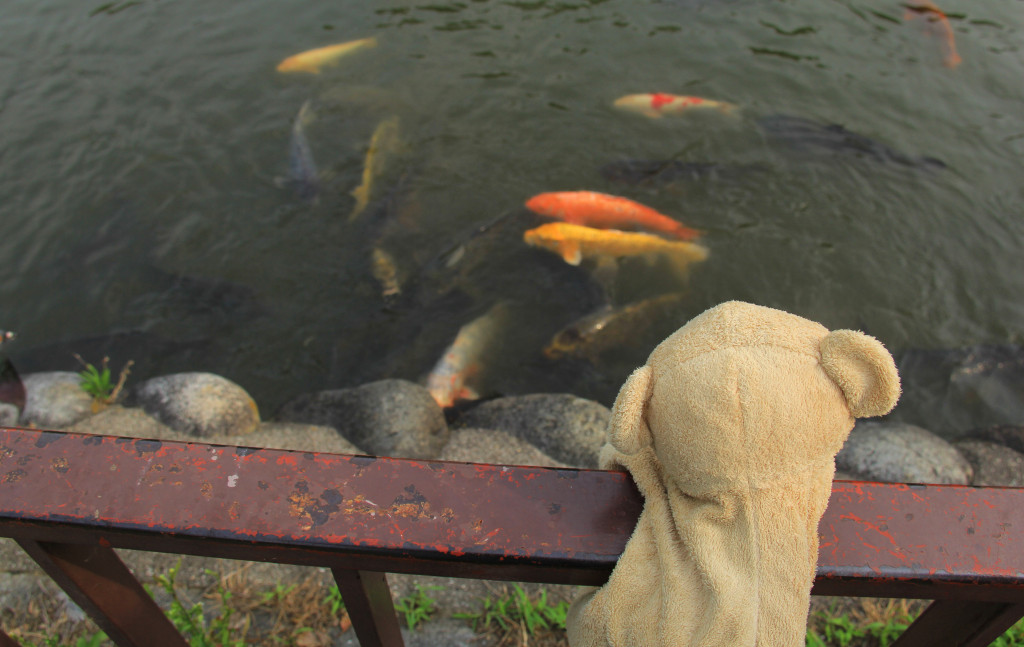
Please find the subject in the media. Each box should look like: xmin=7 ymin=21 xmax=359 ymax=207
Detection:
xmin=454 ymin=584 xmax=570 ymax=636
xmin=321 ymin=584 xmax=345 ymax=615
xmin=145 ymin=561 xmax=246 ymax=647
xmin=260 ymin=582 xmax=297 ymax=605
xmin=17 ymin=631 xmax=108 ymax=647
xmin=816 ymin=613 xmax=865 ymax=647
xmin=992 ymin=618 xmax=1024 ymax=647
xmin=74 ymin=354 xmax=133 ymax=409
xmin=393 ymin=584 xmax=442 ymax=630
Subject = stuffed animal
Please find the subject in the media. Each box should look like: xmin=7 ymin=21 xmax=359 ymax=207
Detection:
xmin=567 ymin=301 xmax=901 ymax=647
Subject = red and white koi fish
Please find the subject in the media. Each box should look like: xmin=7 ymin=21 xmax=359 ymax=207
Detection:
xmin=903 ymin=2 xmax=961 ymax=69
xmin=525 ymin=191 xmax=701 ymax=241
xmin=613 ymin=93 xmax=738 ymax=119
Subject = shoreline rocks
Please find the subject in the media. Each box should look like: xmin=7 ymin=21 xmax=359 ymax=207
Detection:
xmin=8 ymin=368 xmax=1023 ymax=485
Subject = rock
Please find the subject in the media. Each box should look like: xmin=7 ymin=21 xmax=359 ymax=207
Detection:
xmin=20 ymin=372 xmax=94 ymax=429
xmin=218 ymin=422 xmax=365 ymax=456
xmin=451 ymin=394 xmax=610 ymax=468
xmin=66 ymin=405 xmax=190 ymax=441
xmin=129 ymin=373 xmax=259 ymax=438
xmin=953 ymin=440 xmax=1024 ymax=487
xmin=439 ymin=428 xmax=567 ymax=468
xmin=0 ymin=403 xmax=18 ymax=426
xmin=836 ymin=421 xmax=973 ymax=485
xmin=947 ymin=344 xmax=1024 ymax=431
xmin=964 ymin=424 xmax=1024 ymax=456
xmin=892 ymin=345 xmax=1024 ymax=437
xmin=275 ymin=379 xmax=448 ymax=459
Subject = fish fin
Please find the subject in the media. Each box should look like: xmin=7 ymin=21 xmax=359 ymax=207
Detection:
xmin=560 ymin=242 xmax=583 ymax=265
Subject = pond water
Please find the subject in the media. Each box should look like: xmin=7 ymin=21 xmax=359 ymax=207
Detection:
xmin=2 ymin=0 xmax=1022 ymax=424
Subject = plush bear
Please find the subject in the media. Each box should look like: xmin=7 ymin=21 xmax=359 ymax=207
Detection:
xmin=566 ymin=301 xmax=901 ymax=647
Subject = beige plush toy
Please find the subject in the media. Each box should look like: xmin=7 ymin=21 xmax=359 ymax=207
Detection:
xmin=567 ymin=301 xmax=901 ymax=647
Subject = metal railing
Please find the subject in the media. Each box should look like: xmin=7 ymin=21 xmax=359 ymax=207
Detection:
xmin=2 ymin=426 xmax=1023 ymax=646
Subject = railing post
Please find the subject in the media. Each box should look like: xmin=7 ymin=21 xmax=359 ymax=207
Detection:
xmin=331 ymin=568 xmax=405 ymax=647
xmin=892 ymin=599 xmax=1024 ymax=647
xmin=16 ymin=540 xmax=189 ymax=647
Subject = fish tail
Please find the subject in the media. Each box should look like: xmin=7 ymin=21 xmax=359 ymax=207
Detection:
xmin=666 ymin=243 xmax=710 ymax=276
xmin=673 ymin=223 xmax=704 ymax=241
xmin=297 ymin=100 xmax=315 ymax=128
xmin=717 ymin=102 xmax=740 ymax=116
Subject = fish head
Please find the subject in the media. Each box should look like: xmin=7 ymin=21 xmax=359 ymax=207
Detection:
xmin=276 ymin=58 xmax=319 ymax=74
xmin=544 ymin=328 xmax=583 ymax=360
xmin=523 ymin=224 xmax=563 ymax=248
xmin=525 ymin=193 xmax=564 ymax=218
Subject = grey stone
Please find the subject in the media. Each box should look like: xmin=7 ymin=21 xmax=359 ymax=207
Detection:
xmin=439 ymin=428 xmax=567 ymax=468
xmin=965 ymin=425 xmax=1024 ymax=456
xmin=218 ymin=422 xmax=365 ymax=456
xmin=21 ymin=371 xmax=94 ymax=429
xmin=129 ymin=372 xmax=260 ymax=438
xmin=836 ymin=421 xmax=973 ymax=484
xmin=66 ymin=404 xmax=191 ymax=442
xmin=452 ymin=394 xmax=610 ymax=468
xmin=275 ymin=379 xmax=448 ymax=459
xmin=0 ymin=402 xmax=18 ymax=426
xmin=953 ymin=440 xmax=1024 ymax=487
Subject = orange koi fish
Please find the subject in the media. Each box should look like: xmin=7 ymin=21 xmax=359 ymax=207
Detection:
xmin=525 ymin=191 xmax=701 ymax=241
xmin=613 ymin=93 xmax=738 ymax=119
xmin=276 ymin=37 xmax=378 ymax=74
xmin=903 ymin=2 xmax=961 ymax=68
xmin=523 ymin=223 xmax=709 ymax=274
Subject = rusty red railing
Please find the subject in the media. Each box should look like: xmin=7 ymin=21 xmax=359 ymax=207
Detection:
xmin=1 ymin=426 xmax=1023 ymax=646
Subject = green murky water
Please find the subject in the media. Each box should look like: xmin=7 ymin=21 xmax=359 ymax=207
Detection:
xmin=2 ymin=0 xmax=1022 ymax=417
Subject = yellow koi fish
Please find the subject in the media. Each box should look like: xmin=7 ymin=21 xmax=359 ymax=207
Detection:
xmin=276 ymin=37 xmax=378 ymax=74
xmin=350 ymin=116 xmax=401 ymax=222
xmin=371 ymin=247 xmax=401 ymax=301
xmin=613 ymin=93 xmax=738 ymax=119
xmin=523 ymin=222 xmax=709 ymax=273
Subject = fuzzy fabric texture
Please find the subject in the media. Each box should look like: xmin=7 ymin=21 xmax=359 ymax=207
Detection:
xmin=566 ymin=301 xmax=901 ymax=647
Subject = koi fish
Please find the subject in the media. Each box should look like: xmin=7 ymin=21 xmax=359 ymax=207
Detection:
xmin=613 ymin=93 xmax=738 ymax=119
xmin=525 ymin=191 xmax=701 ymax=241
xmin=544 ymin=292 xmax=689 ymax=361
xmin=903 ymin=2 xmax=961 ymax=69
xmin=276 ymin=37 xmax=378 ymax=74
xmin=756 ymin=114 xmax=946 ymax=170
xmin=350 ymin=116 xmax=401 ymax=222
xmin=371 ymin=247 xmax=401 ymax=301
xmin=523 ymin=223 xmax=709 ymax=273
xmin=285 ymin=101 xmax=319 ymax=202
xmin=425 ymin=302 xmax=510 ymax=409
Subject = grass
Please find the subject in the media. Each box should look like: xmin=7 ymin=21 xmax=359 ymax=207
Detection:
xmin=452 ymin=583 xmax=571 ymax=647
xmin=73 ymin=354 xmax=133 ymax=412
xmin=5 ymin=565 xmax=1024 ymax=647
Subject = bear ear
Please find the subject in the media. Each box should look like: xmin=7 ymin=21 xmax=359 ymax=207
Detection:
xmin=820 ymin=330 xmax=901 ymax=418
xmin=608 ymin=365 xmax=654 ymax=455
